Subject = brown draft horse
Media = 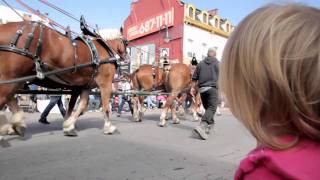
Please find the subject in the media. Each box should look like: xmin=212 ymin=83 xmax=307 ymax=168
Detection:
xmin=130 ymin=63 xmax=193 ymax=127
xmin=0 ymin=21 xmax=127 ymax=138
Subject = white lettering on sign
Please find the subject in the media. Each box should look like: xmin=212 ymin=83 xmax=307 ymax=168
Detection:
xmin=127 ymin=8 xmax=174 ymax=41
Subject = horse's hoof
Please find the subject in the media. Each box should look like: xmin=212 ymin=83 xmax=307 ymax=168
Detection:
xmin=104 ymin=125 xmax=117 ymax=135
xmin=13 ymin=125 xmax=26 ymax=137
xmin=7 ymin=126 xmax=16 ymax=135
xmin=138 ymin=112 xmax=144 ymax=120
xmin=64 ymin=129 xmax=78 ymax=137
xmin=172 ymin=118 xmax=180 ymax=124
xmin=141 ymin=107 xmax=147 ymax=113
xmin=158 ymin=120 xmax=166 ymax=127
xmin=192 ymin=115 xmax=200 ymax=122
xmin=133 ymin=118 xmax=142 ymax=122
xmin=178 ymin=109 xmax=185 ymax=116
xmin=133 ymin=115 xmax=141 ymax=122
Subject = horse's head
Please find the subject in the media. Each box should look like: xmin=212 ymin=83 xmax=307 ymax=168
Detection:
xmin=99 ymin=28 xmax=129 ymax=62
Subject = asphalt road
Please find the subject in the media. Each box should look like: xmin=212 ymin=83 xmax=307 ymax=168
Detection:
xmin=0 ymin=109 xmax=255 ymax=180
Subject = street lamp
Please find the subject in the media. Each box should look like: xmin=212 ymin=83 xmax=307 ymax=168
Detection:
xmin=162 ymin=25 xmax=171 ymax=43
xmin=157 ymin=25 xmax=171 ymax=66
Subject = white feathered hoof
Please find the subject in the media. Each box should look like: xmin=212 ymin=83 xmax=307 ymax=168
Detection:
xmin=178 ymin=107 xmax=185 ymax=116
xmin=133 ymin=117 xmax=141 ymax=122
xmin=7 ymin=126 xmax=16 ymax=135
xmin=104 ymin=124 xmax=117 ymax=135
xmin=63 ymin=123 xmax=77 ymax=137
xmin=172 ymin=118 xmax=180 ymax=124
xmin=138 ymin=111 xmax=144 ymax=122
xmin=158 ymin=119 xmax=167 ymax=127
xmin=192 ymin=113 xmax=200 ymax=122
xmin=12 ymin=123 xmax=26 ymax=137
xmin=63 ymin=129 xmax=78 ymax=137
xmin=141 ymin=107 xmax=147 ymax=113
xmin=133 ymin=115 xmax=139 ymax=122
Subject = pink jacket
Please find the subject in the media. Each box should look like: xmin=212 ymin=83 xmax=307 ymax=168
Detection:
xmin=235 ymin=138 xmax=320 ymax=180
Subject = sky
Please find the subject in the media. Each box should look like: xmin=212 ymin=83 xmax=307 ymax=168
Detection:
xmin=2 ymin=0 xmax=320 ymax=32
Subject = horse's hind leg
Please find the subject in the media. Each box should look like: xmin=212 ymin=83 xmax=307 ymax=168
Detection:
xmin=63 ymin=90 xmax=89 ymax=136
xmin=170 ymin=92 xmax=180 ymax=125
xmin=65 ymin=92 xmax=80 ymax=120
xmin=7 ymin=97 xmax=26 ymax=136
xmin=177 ymin=94 xmax=186 ymax=116
xmin=0 ymin=96 xmax=13 ymax=139
xmin=159 ymin=92 xmax=180 ymax=127
xmin=100 ymin=85 xmax=117 ymax=134
xmin=138 ymin=96 xmax=145 ymax=122
xmin=132 ymin=96 xmax=140 ymax=122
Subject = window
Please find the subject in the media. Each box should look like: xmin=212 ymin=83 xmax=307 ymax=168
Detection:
xmin=208 ymin=17 xmax=213 ymax=26
xmin=188 ymin=52 xmax=193 ymax=58
xmin=195 ymin=10 xmax=201 ymax=21
xmin=189 ymin=7 xmax=194 ymax=18
xmin=188 ymin=38 xmax=194 ymax=43
xmin=226 ymin=23 xmax=230 ymax=32
xmin=202 ymin=43 xmax=207 ymax=47
xmin=203 ymin=13 xmax=208 ymax=24
xmin=215 ymin=18 xmax=219 ymax=28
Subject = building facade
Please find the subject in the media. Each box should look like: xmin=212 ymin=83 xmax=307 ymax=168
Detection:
xmin=123 ymin=0 xmax=234 ymax=71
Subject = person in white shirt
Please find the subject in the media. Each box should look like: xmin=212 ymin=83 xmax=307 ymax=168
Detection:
xmin=117 ymin=76 xmax=133 ymax=117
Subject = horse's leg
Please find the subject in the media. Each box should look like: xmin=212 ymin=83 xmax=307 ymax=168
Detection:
xmin=159 ymin=92 xmax=178 ymax=127
xmin=170 ymin=92 xmax=180 ymax=124
xmin=63 ymin=90 xmax=89 ymax=136
xmin=177 ymin=94 xmax=186 ymax=116
xmin=0 ymin=83 xmax=23 ymax=138
xmin=99 ymin=85 xmax=117 ymax=134
xmin=192 ymin=101 xmax=200 ymax=122
xmin=0 ymin=97 xmax=14 ymax=138
xmin=132 ymin=96 xmax=140 ymax=122
xmin=65 ymin=92 xmax=80 ymax=120
xmin=138 ymin=96 xmax=145 ymax=122
xmin=190 ymin=93 xmax=200 ymax=122
xmin=7 ymin=97 xmax=26 ymax=136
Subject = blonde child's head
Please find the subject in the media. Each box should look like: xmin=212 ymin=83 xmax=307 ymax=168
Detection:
xmin=220 ymin=4 xmax=320 ymax=149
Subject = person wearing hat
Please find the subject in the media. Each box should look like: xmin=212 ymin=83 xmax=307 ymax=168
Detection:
xmin=191 ymin=47 xmax=219 ymax=140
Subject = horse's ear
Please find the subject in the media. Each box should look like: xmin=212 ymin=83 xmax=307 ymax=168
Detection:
xmin=120 ymin=27 xmax=124 ymax=35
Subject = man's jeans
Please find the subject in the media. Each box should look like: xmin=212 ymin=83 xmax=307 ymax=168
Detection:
xmin=40 ymin=96 xmax=66 ymax=119
xmin=200 ymin=87 xmax=218 ymax=125
xmin=118 ymin=97 xmax=133 ymax=115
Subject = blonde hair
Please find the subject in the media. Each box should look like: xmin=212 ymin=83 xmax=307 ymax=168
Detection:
xmin=220 ymin=4 xmax=320 ymax=149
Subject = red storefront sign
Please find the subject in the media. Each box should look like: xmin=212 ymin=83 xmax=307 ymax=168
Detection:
xmin=127 ymin=7 xmax=174 ymax=41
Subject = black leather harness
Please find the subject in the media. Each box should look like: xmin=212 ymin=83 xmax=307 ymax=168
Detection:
xmin=0 ymin=21 xmax=119 ymax=86
xmin=0 ymin=22 xmax=46 ymax=79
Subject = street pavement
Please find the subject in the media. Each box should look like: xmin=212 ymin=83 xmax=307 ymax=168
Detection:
xmin=0 ymin=109 xmax=255 ymax=180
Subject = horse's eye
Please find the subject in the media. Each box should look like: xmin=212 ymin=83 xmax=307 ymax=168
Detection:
xmin=123 ymin=40 xmax=129 ymax=46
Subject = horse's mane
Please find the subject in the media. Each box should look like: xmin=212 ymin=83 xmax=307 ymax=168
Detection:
xmin=98 ymin=29 xmax=122 ymax=40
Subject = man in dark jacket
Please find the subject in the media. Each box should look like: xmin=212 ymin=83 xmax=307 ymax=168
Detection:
xmin=191 ymin=47 xmax=219 ymax=140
